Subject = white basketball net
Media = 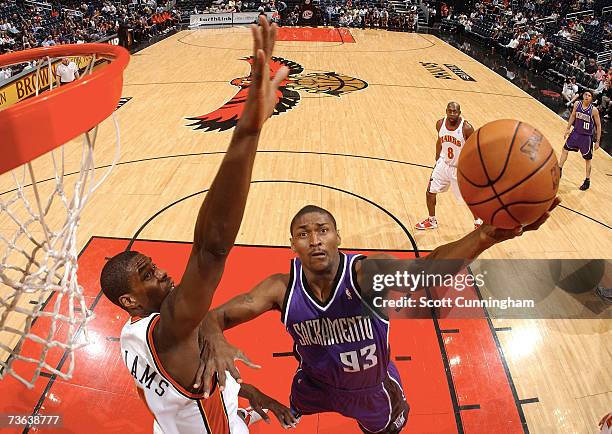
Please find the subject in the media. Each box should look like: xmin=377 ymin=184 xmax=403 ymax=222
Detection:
xmin=0 ymin=55 xmax=120 ymax=388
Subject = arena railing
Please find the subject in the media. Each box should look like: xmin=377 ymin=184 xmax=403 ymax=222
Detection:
xmin=598 ymin=49 xmax=611 ymax=65
xmin=566 ymin=9 xmax=594 ymax=21
xmin=535 ymin=15 xmax=558 ymax=26
xmin=603 ymin=5 xmax=612 ymax=17
xmin=23 ymin=0 xmax=51 ymax=10
xmin=24 ymin=0 xmax=82 ymax=16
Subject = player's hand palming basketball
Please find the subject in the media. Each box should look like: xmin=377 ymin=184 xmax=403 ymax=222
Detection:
xmin=479 ymin=196 xmax=562 ymax=243
xmin=237 ymin=16 xmax=289 ymax=136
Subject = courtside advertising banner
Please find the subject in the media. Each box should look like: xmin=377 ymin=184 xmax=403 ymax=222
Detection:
xmin=189 ymin=12 xmax=274 ymax=28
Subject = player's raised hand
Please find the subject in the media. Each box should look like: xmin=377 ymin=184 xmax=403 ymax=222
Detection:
xmin=479 ymin=196 xmax=561 ymax=243
xmin=237 ymin=15 xmax=289 ymax=136
xmin=194 ymin=335 xmax=260 ymax=398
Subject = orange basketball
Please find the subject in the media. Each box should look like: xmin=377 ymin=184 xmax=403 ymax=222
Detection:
xmin=457 ymin=119 xmax=559 ymax=229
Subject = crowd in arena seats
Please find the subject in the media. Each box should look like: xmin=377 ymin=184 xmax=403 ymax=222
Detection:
xmin=441 ymin=0 xmax=612 ymax=120
xmin=279 ymin=0 xmax=420 ymax=32
xmin=191 ymin=0 xmax=272 ymax=14
xmin=0 ymin=0 xmax=180 ymax=79
xmin=194 ymin=0 xmax=420 ymax=31
xmin=321 ymin=1 xmax=419 ymax=32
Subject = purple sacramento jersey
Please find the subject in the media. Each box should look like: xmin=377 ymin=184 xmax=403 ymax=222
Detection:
xmin=573 ymin=102 xmax=594 ymax=136
xmin=282 ymin=253 xmax=409 ymax=433
xmin=564 ymin=102 xmax=595 ymax=159
xmin=282 ymin=253 xmax=390 ymax=389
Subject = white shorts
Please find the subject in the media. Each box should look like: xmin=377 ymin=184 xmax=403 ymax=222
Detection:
xmin=428 ymin=158 xmax=462 ymax=200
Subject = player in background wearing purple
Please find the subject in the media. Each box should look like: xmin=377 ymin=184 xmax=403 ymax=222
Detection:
xmin=559 ymin=91 xmax=602 ymax=191
xmin=195 ymin=200 xmax=560 ymax=434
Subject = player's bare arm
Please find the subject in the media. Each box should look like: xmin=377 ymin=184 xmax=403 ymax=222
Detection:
xmin=435 ymin=118 xmax=444 ymax=160
xmin=593 ymin=106 xmax=602 ymax=150
xmin=152 ymin=17 xmax=289 ymax=387
xmin=564 ymin=102 xmax=578 ymax=140
xmin=463 ymin=120 xmax=474 ymax=141
xmin=195 ymin=273 xmax=289 ymax=392
xmin=356 ymin=199 xmax=561 ymax=297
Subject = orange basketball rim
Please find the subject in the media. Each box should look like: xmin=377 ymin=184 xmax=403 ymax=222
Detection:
xmin=0 ymin=43 xmax=130 ymax=175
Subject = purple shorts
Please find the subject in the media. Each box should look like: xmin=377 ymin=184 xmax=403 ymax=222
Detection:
xmin=290 ymin=362 xmax=409 ymax=434
xmin=564 ymin=132 xmax=593 ymax=160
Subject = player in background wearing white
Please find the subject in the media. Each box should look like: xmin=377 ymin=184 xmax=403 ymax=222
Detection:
xmin=100 ymin=17 xmax=298 ymax=433
xmin=415 ymin=102 xmax=483 ymax=230
xmin=55 ymin=57 xmax=80 ymax=86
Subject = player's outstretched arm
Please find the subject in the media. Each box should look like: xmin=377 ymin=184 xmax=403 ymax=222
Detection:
xmin=423 ymin=197 xmax=560 ymax=263
xmin=158 ymin=17 xmax=289 ymax=342
xmin=357 ymin=198 xmax=561 ymax=294
xmin=194 ymin=273 xmax=288 ymax=394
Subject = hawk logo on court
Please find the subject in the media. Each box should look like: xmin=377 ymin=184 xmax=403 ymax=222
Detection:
xmin=186 ymin=56 xmax=368 ymax=132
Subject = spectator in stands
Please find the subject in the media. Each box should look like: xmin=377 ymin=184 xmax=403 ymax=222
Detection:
xmin=502 ymin=34 xmax=520 ymax=59
xmin=562 ymin=76 xmax=579 ymax=107
xmin=595 ymin=65 xmax=606 ymax=82
xmin=274 ymin=0 xmax=285 ymax=20
xmin=381 ymin=8 xmax=389 ymax=28
xmin=600 ymin=79 xmax=611 ymax=119
xmin=286 ymin=10 xmax=298 ymax=25
xmin=339 ymin=12 xmax=351 ymax=26
xmin=428 ymin=5 xmax=436 ymax=26
xmin=557 ymin=26 xmax=570 ymax=38
xmin=0 ymin=67 xmax=12 ymax=81
xmin=441 ymin=2 xmax=448 ymax=19
xmin=41 ymin=36 xmax=56 ymax=47
xmin=591 ymin=76 xmax=607 ymax=99
xmin=585 ymin=58 xmax=597 ymax=75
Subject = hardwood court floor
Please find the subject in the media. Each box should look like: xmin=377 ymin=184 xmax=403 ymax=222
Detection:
xmin=0 ymin=28 xmax=610 ymax=433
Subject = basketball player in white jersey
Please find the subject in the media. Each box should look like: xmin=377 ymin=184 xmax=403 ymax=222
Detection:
xmin=415 ymin=102 xmax=483 ymax=230
xmin=100 ymin=17 xmax=298 ymax=433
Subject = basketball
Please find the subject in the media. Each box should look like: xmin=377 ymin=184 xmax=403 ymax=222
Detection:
xmin=457 ymin=119 xmax=560 ymax=229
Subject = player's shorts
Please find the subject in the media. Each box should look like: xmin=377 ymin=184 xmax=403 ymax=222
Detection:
xmin=428 ymin=158 xmax=462 ymax=199
xmin=290 ymin=362 xmax=409 ymax=434
xmin=564 ymin=132 xmax=593 ymax=160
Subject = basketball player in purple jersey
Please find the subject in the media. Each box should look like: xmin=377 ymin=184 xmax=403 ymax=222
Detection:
xmin=559 ymin=91 xmax=602 ymax=190
xmin=196 ymin=201 xmax=560 ymax=433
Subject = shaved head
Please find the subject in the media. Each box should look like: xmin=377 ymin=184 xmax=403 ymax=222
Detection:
xmin=447 ymin=101 xmax=461 ymax=111
xmin=445 ymin=101 xmax=461 ymax=125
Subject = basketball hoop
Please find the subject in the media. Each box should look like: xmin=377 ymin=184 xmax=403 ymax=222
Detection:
xmin=0 ymin=44 xmax=129 ymax=388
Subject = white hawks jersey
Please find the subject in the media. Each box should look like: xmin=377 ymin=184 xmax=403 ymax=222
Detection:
xmin=438 ymin=116 xmax=466 ymax=167
xmin=120 ymin=313 xmax=247 ymax=434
